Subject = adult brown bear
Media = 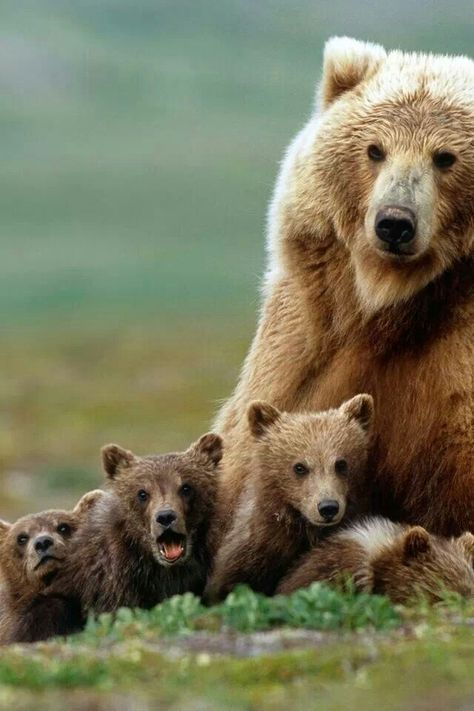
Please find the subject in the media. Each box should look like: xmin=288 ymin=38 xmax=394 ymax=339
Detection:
xmin=215 ymin=38 xmax=474 ymax=538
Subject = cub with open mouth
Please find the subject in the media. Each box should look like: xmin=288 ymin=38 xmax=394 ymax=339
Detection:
xmin=0 ymin=489 xmax=105 ymax=644
xmin=205 ymin=394 xmax=373 ymax=602
xmin=57 ymin=433 xmax=222 ymax=615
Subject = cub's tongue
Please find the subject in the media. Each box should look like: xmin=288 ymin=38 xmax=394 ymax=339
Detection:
xmin=162 ymin=540 xmax=183 ymax=561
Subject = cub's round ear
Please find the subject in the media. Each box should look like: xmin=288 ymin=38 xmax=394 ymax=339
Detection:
xmin=318 ymin=36 xmax=386 ymax=110
xmin=248 ymin=401 xmax=281 ymax=438
xmin=340 ymin=394 xmax=374 ymax=432
xmin=403 ymin=526 xmax=431 ymax=559
xmin=193 ymin=433 xmax=223 ymax=468
xmin=101 ymin=444 xmax=135 ymax=480
xmin=457 ymin=532 xmax=474 ymax=562
xmin=0 ymin=519 xmax=11 ymax=540
xmin=73 ymin=489 xmax=107 ymax=517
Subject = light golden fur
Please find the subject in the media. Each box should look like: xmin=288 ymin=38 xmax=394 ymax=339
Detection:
xmin=277 ymin=517 xmax=474 ymax=603
xmin=216 ymin=38 xmax=474 ymax=536
xmin=206 ymin=395 xmax=373 ymax=600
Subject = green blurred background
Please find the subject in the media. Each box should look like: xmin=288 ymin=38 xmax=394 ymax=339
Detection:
xmin=0 ymin=0 xmax=472 ymax=517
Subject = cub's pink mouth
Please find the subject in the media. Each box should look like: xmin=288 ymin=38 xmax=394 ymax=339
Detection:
xmin=157 ymin=531 xmax=186 ymax=563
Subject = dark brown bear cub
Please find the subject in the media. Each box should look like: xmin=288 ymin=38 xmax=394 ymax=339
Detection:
xmin=205 ymin=394 xmax=373 ymax=602
xmin=59 ymin=433 xmax=222 ymax=615
xmin=0 ymin=490 xmax=104 ymax=644
xmin=277 ymin=517 xmax=474 ymax=603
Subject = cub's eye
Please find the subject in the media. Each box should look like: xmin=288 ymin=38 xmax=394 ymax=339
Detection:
xmin=335 ymin=458 xmax=348 ymax=475
xmin=17 ymin=534 xmax=28 ymax=546
xmin=367 ymin=144 xmax=385 ymax=162
xmin=179 ymin=484 xmax=194 ymax=498
xmin=293 ymin=463 xmax=309 ymax=477
xmin=137 ymin=490 xmax=149 ymax=503
xmin=433 ymin=151 xmax=456 ymax=169
xmin=57 ymin=523 xmax=71 ymax=536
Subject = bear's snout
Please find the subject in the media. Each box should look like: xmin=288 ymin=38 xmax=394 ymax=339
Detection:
xmin=317 ymin=499 xmax=340 ymax=522
xmin=34 ymin=535 xmax=54 ymax=555
xmin=155 ymin=509 xmax=177 ymax=529
xmin=375 ymin=205 xmax=417 ymax=254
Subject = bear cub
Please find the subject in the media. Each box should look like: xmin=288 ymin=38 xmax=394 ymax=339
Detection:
xmin=205 ymin=394 xmax=373 ymax=602
xmin=0 ymin=490 xmax=104 ymax=644
xmin=57 ymin=433 xmax=222 ymax=615
xmin=277 ymin=517 xmax=474 ymax=603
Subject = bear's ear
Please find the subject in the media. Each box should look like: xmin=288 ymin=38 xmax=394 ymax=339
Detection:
xmin=101 ymin=444 xmax=136 ymax=480
xmin=73 ymin=489 xmax=107 ymax=517
xmin=192 ymin=433 xmax=223 ymax=468
xmin=403 ymin=526 xmax=431 ymax=559
xmin=248 ymin=401 xmax=281 ymax=438
xmin=319 ymin=36 xmax=386 ymax=110
xmin=340 ymin=394 xmax=374 ymax=432
xmin=0 ymin=519 xmax=11 ymax=541
xmin=457 ymin=532 xmax=474 ymax=562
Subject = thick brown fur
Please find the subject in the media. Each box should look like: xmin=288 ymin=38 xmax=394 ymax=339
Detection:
xmin=277 ymin=517 xmax=474 ymax=603
xmin=205 ymin=395 xmax=373 ymax=601
xmin=216 ymin=38 xmax=474 ymax=536
xmin=54 ymin=434 xmax=222 ymax=615
xmin=0 ymin=490 xmax=104 ymax=644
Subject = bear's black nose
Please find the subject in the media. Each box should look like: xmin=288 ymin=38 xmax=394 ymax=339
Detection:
xmin=318 ymin=500 xmax=340 ymax=521
xmin=34 ymin=535 xmax=54 ymax=554
xmin=375 ymin=206 xmax=416 ymax=249
xmin=156 ymin=509 xmax=177 ymax=528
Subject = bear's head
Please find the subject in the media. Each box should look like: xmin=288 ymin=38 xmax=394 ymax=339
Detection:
xmin=0 ymin=490 xmax=105 ymax=593
xmin=372 ymin=526 xmax=474 ymax=602
xmin=247 ymin=393 xmax=373 ymax=527
xmin=101 ymin=433 xmax=222 ymax=568
xmin=272 ymin=37 xmax=474 ymax=311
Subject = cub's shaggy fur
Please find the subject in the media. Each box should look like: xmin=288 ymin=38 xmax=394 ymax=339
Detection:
xmin=216 ymin=38 xmax=474 ymax=536
xmin=205 ymin=394 xmax=373 ymax=602
xmin=277 ymin=517 xmax=474 ymax=603
xmin=0 ymin=490 xmax=104 ymax=644
xmin=55 ymin=434 xmax=222 ymax=614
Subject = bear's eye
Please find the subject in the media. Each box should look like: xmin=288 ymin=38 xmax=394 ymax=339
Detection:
xmin=293 ymin=462 xmax=309 ymax=477
xmin=57 ymin=523 xmax=71 ymax=536
xmin=179 ymin=484 xmax=194 ymax=498
xmin=433 ymin=151 xmax=456 ymax=170
xmin=367 ymin=144 xmax=385 ymax=162
xmin=17 ymin=534 xmax=29 ymax=546
xmin=137 ymin=490 xmax=149 ymax=503
xmin=335 ymin=458 xmax=348 ymax=476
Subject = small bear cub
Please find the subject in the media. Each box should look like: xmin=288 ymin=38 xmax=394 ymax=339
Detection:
xmin=0 ymin=490 xmax=104 ymax=644
xmin=58 ymin=433 xmax=222 ymax=615
xmin=277 ymin=517 xmax=474 ymax=603
xmin=205 ymin=394 xmax=373 ymax=601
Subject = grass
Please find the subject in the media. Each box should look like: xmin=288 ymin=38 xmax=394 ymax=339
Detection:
xmin=0 ymin=319 xmax=251 ymax=517
xmin=0 ymin=586 xmax=473 ymax=710
xmin=79 ymin=584 xmax=401 ymax=641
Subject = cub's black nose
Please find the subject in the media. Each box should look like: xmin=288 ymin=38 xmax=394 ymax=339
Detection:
xmin=318 ymin=500 xmax=340 ymax=521
xmin=375 ymin=206 xmax=416 ymax=247
xmin=34 ymin=535 xmax=54 ymax=553
xmin=156 ymin=509 xmax=177 ymax=528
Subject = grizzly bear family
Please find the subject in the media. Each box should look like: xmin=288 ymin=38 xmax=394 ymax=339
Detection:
xmin=2 ymin=38 xmax=474 ymax=643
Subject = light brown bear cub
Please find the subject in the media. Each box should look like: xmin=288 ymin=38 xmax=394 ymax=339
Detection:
xmin=277 ymin=517 xmax=474 ymax=603
xmin=0 ymin=490 xmax=104 ymax=644
xmin=56 ymin=433 xmax=222 ymax=615
xmin=205 ymin=394 xmax=373 ymax=602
